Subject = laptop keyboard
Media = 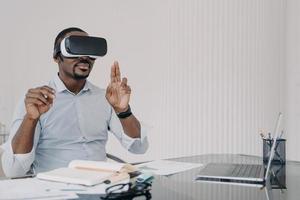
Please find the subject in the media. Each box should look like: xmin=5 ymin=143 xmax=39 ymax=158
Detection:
xmin=231 ymin=164 xmax=262 ymax=178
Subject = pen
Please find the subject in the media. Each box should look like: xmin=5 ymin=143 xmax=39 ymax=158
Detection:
xmin=103 ymin=172 xmax=129 ymax=184
xmin=279 ymin=130 xmax=284 ymax=138
xmin=60 ymin=189 xmax=87 ymax=191
xmin=259 ymin=129 xmax=266 ymax=140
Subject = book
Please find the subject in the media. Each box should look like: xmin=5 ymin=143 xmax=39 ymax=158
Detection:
xmin=36 ymin=160 xmax=137 ymax=186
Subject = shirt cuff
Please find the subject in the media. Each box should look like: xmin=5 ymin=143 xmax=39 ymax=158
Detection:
xmin=2 ymin=140 xmax=35 ymax=176
xmin=124 ymin=121 xmax=150 ymax=154
xmin=109 ymin=110 xmax=150 ymax=154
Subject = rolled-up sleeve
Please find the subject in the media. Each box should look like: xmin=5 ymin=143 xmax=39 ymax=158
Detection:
xmin=1 ymin=98 xmax=40 ymax=178
xmin=109 ymin=110 xmax=149 ymax=154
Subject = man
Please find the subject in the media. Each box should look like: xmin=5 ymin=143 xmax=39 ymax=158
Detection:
xmin=1 ymin=27 xmax=148 ymax=178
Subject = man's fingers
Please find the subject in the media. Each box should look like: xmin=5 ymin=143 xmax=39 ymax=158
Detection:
xmin=120 ymin=77 xmax=128 ymax=88
xmin=114 ymin=61 xmax=121 ymax=82
xmin=39 ymin=87 xmax=56 ymax=99
xmin=122 ymin=85 xmax=131 ymax=94
xmin=126 ymin=86 xmax=131 ymax=94
xmin=26 ymin=86 xmax=55 ymax=107
xmin=106 ymin=84 xmax=112 ymax=96
xmin=122 ymin=77 xmax=127 ymax=85
xmin=31 ymin=86 xmax=55 ymax=94
xmin=25 ymin=97 xmax=48 ymax=106
xmin=110 ymin=63 xmax=117 ymax=83
xmin=26 ymin=95 xmax=53 ymax=106
xmin=110 ymin=61 xmax=121 ymax=83
xmin=29 ymin=86 xmax=56 ymax=99
xmin=26 ymin=93 xmax=49 ymax=105
xmin=41 ymin=86 xmax=56 ymax=94
xmin=40 ymin=90 xmax=55 ymax=100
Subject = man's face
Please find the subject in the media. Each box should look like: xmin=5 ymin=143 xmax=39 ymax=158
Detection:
xmin=55 ymin=31 xmax=96 ymax=80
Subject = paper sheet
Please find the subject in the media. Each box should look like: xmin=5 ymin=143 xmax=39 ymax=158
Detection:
xmin=0 ymin=178 xmax=78 ymax=200
xmin=0 ymin=177 xmax=130 ymax=200
xmin=136 ymin=160 xmax=203 ymax=175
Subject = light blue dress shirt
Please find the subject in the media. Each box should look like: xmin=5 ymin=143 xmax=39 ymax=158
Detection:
xmin=1 ymin=75 xmax=148 ymax=177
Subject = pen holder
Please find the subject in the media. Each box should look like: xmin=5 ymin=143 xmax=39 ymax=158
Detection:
xmin=263 ymin=138 xmax=286 ymax=165
xmin=269 ymin=164 xmax=286 ymax=189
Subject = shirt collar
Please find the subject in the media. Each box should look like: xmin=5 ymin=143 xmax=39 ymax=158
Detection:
xmin=53 ymin=74 xmax=91 ymax=94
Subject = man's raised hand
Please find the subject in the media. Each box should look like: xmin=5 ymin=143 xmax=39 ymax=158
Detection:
xmin=105 ymin=61 xmax=131 ymax=113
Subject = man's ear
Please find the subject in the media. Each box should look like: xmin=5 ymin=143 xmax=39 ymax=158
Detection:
xmin=53 ymin=54 xmax=63 ymax=63
xmin=53 ymin=57 xmax=59 ymax=63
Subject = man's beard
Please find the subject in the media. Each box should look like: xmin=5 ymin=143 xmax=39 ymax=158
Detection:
xmin=73 ymin=59 xmax=92 ymax=80
xmin=73 ymin=70 xmax=90 ymax=80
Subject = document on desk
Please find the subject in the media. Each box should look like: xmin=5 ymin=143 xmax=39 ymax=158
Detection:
xmin=0 ymin=178 xmax=78 ymax=200
xmin=136 ymin=160 xmax=203 ymax=176
xmin=0 ymin=177 xmax=130 ymax=200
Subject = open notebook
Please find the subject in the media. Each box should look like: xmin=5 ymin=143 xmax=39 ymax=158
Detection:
xmin=36 ymin=160 xmax=137 ymax=186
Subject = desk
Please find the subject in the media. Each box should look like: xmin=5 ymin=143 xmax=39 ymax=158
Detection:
xmin=2 ymin=154 xmax=300 ymax=200
xmin=80 ymin=154 xmax=299 ymax=200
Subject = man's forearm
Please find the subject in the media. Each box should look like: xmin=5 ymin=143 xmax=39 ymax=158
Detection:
xmin=119 ymin=114 xmax=141 ymax=138
xmin=12 ymin=114 xmax=38 ymax=154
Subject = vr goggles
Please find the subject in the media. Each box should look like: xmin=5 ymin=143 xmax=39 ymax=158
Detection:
xmin=54 ymin=35 xmax=107 ymax=59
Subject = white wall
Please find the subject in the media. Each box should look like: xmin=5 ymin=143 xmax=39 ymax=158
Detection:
xmin=286 ymin=0 xmax=300 ymax=161
xmin=0 ymin=0 xmax=289 ymax=162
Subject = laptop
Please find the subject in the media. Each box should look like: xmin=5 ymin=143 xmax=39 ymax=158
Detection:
xmin=196 ymin=113 xmax=282 ymax=187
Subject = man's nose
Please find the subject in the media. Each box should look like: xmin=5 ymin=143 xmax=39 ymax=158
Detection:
xmin=79 ymin=56 xmax=89 ymax=60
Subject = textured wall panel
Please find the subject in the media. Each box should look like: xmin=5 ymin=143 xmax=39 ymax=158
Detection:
xmin=142 ymin=0 xmax=286 ymax=160
xmin=107 ymin=0 xmax=286 ymax=162
xmin=286 ymin=0 xmax=300 ymax=161
xmin=0 ymin=0 xmax=287 ymax=162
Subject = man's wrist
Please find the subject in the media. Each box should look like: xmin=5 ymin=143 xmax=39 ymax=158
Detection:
xmin=24 ymin=114 xmax=39 ymax=122
xmin=116 ymin=105 xmax=132 ymax=119
xmin=114 ymin=106 xmax=129 ymax=114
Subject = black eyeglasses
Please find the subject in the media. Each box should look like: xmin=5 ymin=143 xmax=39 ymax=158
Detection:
xmin=101 ymin=182 xmax=152 ymax=200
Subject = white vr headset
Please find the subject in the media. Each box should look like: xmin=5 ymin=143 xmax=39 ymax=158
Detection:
xmin=54 ymin=35 xmax=107 ymax=59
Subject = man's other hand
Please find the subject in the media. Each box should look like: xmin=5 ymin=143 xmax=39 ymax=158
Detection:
xmin=25 ymin=86 xmax=56 ymax=120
